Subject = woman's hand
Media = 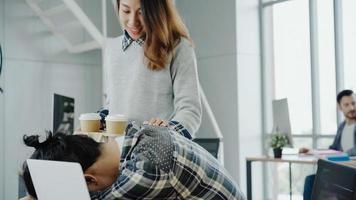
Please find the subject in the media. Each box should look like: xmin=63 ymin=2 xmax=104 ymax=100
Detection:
xmin=19 ymin=195 xmax=35 ymax=200
xmin=144 ymin=118 xmax=169 ymax=127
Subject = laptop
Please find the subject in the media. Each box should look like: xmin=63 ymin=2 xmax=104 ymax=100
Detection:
xmin=311 ymin=159 xmax=356 ymax=200
xmin=27 ymin=159 xmax=90 ymax=200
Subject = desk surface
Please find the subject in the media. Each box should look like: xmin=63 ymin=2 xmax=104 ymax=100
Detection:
xmin=246 ymin=155 xmax=356 ymax=165
xmin=340 ymin=160 xmax=356 ymax=168
xmin=246 ymin=155 xmax=318 ymax=164
xmin=246 ymin=155 xmax=356 ymax=200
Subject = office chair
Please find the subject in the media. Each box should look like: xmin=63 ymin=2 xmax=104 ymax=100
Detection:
xmin=193 ymin=138 xmax=220 ymax=159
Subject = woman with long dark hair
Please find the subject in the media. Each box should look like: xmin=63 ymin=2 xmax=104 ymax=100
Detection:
xmin=103 ymin=0 xmax=201 ymax=136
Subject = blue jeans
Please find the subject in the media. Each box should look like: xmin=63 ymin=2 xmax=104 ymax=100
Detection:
xmin=303 ymin=174 xmax=315 ymax=200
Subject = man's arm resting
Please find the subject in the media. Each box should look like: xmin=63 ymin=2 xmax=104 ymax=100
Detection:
xmin=91 ymin=160 xmax=172 ymax=200
xmin=346 ymin=147 xmax=356 ymax=156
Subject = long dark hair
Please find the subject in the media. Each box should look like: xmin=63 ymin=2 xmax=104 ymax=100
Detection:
xmin=21 ymin=132 xmax=101 ymax=198
xmin=118 ymin=0 xmax=192 ymax=70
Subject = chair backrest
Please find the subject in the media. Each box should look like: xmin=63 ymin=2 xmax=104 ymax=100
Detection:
xmin=18 ymin=175 xmax=27 ymax=198
xmin=193 ymin=138 xmax=220 ymax=159
xmin=311 ymin=159 xmax=356 ymax=200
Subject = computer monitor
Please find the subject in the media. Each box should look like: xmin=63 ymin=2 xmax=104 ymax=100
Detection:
xmin=272 ymin=98 xmax=293 ymax=147
xmin=311 ymin=159 xmax=356 ymax=200
xmin=52 ymin=93 xmax=75 ymax=135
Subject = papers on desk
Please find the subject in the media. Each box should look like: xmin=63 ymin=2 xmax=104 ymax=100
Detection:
xmin=282 ymin=147 xmax=299 ymax=155
xmin=301 ymin=149 xmax=350 ymax=162
xmin=305 ymin=149 xmax=342 ymax=156
xmin=282 ymin=148 xmax=349 ymax=161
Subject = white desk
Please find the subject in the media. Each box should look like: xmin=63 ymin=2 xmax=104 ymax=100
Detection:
xmin=245 ymin=155 xmax=318 ymax=200
xmin=246 ymin=155 xmax=356 ymax=200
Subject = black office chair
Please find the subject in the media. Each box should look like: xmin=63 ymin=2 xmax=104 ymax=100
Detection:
xmin=18 ymin=175 xmax=27 ymax=198
xmin=193 ymin=138 xmax=220 ymax=159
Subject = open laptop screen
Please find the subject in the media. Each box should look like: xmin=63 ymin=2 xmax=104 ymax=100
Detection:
xmin=312 ymin=159 xmax=356 ymax=200
xmin=27 ymin=159 xmax=90 ymax=200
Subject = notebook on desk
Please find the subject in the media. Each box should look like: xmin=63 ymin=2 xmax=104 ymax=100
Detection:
xmin=27 ymin=159 xmax=91 ymax=200
xmin=282 ymin=147 xmax=299 ymax=155
xmin=306 ymin=149 xmax=343 ymax=156
xmin=301 ymin=149 xmax=349 ymax=161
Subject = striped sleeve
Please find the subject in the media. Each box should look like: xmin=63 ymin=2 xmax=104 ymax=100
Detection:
xmin=169 ymin=120 xmax=192 ymax=140
xmin=91 ymin=159 xmax=175 ymax=200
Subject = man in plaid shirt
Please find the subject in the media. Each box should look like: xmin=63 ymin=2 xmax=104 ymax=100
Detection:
xmin=22 ymin=122 xmax=245 ymax=200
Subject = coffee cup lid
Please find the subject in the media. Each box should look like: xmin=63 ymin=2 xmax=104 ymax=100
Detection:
xmin=79 ymin=113 xmax=101 ymax=120
xmin=106 ymin=114 xmax=127 ymax=121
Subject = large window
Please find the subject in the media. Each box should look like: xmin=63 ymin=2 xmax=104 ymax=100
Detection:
xmin=261 ymin=0 xmax=353 ymax=199
xmin=317 ymin=0 xmax=337 ymax=135
xmin=343 ymin=0 xmax=356 ymax=90
xmin=262 ymin=0 xmax=348 ymax=149
xmin=273 ymin=0 xmax=313 ymax=135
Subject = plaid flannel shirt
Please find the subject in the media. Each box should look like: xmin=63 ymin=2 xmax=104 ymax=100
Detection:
xmin=91 ymin=122 xmax=246 ymax=200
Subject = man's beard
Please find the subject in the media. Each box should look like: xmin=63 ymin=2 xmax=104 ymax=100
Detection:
xmin=346 ymin=111 xmax=356 ymax=120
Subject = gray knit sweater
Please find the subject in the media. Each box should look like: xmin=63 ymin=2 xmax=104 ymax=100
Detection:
xmin=103 ymin=36 xmax=202 ymax=135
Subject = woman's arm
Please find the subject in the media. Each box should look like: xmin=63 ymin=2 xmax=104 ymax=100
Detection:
xmin=169 ymin=38 xmax=202 ymax=136
xmin=19 ymin=195 xmax=35 ymax=200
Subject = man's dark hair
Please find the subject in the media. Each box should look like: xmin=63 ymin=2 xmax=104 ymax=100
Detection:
xmin=21 ymin=132 xmax=101 ymax=199
xmin=337 ymin=90 xmax=354 ymax=104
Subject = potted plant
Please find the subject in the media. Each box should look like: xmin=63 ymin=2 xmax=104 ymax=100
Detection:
xmin=269 ymin=133 xmax=289 ymax=158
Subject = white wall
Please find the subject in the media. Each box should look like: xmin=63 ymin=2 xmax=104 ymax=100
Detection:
xmin=177 ymin=0 xmax=264 ymax=198
xmin=0 ymin=0 xmax=5 ymax=199
xmin=176 ymin=0 xmax=240 ymax=183
xmin=0 ymin=0 xmax=110 ymax=198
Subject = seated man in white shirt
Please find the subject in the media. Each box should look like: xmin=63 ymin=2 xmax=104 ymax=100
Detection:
xmin=301 ymin=89 xmax=356 ymax=200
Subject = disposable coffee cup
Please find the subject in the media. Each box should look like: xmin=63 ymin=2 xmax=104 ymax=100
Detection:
xmin=79 ymin=113 xmax=101 ymax=132
xmin=105 ymin=114 xmax=127 ymax=136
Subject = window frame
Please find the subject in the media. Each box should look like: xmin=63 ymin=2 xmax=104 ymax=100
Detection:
xmin=260 ymin=0 xmax=343 ymax=150
xmin=259 ymin=0 xmax=345 ymax=197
